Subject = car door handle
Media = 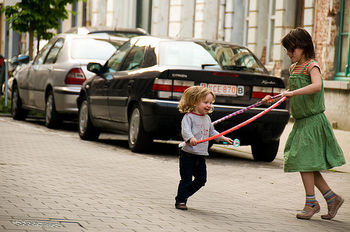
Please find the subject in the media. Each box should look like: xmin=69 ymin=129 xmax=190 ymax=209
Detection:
xmin=128 ymin=80 xmax=134 ymax=92
xmin=128 ymin=80 xmax=134 ymax=87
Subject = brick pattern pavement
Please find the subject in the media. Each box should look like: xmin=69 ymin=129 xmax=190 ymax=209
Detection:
xmin=0 ymin=116 xmax=349 ymax=232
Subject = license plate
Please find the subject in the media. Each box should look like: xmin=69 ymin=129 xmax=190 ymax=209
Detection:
xmin=200 ymin=83 xmax=244 ymax=97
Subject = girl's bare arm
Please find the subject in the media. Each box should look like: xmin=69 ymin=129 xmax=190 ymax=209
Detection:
xmin=283 ymin=67 xmax=322 ymax=97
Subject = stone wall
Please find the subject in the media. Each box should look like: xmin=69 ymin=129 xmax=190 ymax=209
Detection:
xmin=324 ymin=81 xmax=350 ymax=130
xmin=313 ymin=0 xmax=350 ymax=131
xmin=313 ymin=0 xmax=341 ymax=80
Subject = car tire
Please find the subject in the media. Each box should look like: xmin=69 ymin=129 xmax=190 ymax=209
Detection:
xmin=11 ymin=84 xmax=28 ymax=120
xmin=45 ymin=91 xmax=62 ymax=128
xmin=251 ymin=140 xmax=279 ymax=162
xmin=128 ymin=105 xmax=153 ymax=152
xmin=78 ymin=99 xmax=100 ymax=140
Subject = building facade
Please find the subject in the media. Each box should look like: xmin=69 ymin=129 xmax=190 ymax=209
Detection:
xmin=1 ymin=0 xmax=350 ymax=130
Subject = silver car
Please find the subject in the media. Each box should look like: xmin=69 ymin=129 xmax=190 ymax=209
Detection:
xmin=11 ymin=33 xmax=126 ymax=128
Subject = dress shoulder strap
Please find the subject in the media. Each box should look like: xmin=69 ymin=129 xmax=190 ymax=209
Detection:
xmin=290 ymin=63 xmax=297 ymax=74
xmin=300 ymin=60 xmax=314 ymax=74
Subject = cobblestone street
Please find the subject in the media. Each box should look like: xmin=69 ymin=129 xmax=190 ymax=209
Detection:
xmin=0 ymin=116 xmax=349 ymax=231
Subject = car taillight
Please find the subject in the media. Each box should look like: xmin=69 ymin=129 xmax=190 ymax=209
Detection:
xmin=152 ymin=79 xmax=194 ymax=99
xmin=252 ymin=86 xmax=283 ymax=98
xmin=64 ymin=68 xmax=86 ymax=85
xmin=212 ymin=72 xmax=239 ymax=78
xmin=152 ymin=79 xmax=172 ymax=91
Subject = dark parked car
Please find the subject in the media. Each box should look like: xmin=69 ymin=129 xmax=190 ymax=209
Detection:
xmin=77 ymin=36 xmax=290 ymax=162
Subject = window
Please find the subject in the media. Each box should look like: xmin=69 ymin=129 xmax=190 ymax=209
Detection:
xmin=159 ymin=41 xmax=219 ymax=69
xmin=33 ymin=42 xmax=53 ymax=65
xmin=142 ymin=47 xmax=157 ymax=68
xmin=158 ymin=41 xmax=266 ymax=73
xmin=120 ymin=46 xmax=146 ymax=71
xmin=71 ymin=38 xmax=117 ymax=60
xmin=335 ymin=0 xmax=350 ymax=80
xmin=106 ymin=41 xmax=132 ymax=72
xmin=45 ymin=39 xmax=64 ymax=64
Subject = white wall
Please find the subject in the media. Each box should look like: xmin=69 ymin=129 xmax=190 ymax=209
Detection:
xmin=151 ymin=0 xmax=170 ymax=36
xmin=89 ymin=0 xmax=137 ymax=28
xmin=194 ymin=0 xmax=219 ymax=40
xmin=168 ymin=0 xmax=183 ymax=37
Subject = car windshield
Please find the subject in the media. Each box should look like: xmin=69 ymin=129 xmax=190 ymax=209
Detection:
xmin=159 ymin=41 xmax=266 ymax=74
xmin=71 ymin=38 xmax=118 ymax=60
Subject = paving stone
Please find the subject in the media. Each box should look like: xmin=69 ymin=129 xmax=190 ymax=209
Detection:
xmin=0 ymin=117 xmax=349 ymax=232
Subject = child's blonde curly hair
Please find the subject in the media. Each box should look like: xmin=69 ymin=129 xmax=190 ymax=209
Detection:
xmin=178 ymin=86 xmax=215 ymax=113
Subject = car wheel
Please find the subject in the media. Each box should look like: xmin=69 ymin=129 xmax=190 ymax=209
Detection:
xmin=251 ymin=140 xmax=279 ymax=162
xmin=128 ymin=105 xmax=153 ymax=152
xmin=45 ymin=91 xmax=61 ymax=128
xmin=78 ymin=99 xmax=100 ymax=140
xmin=11 ymin=85 xmax=28 ymax=120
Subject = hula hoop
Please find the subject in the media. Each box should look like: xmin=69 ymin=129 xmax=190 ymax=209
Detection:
xmin=197 ymin=96 xmax=287 ymax=144
xmin=212 ymin=93 xmax=282 ymax=125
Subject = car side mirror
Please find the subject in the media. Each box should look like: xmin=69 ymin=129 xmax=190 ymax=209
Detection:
xmin=18 ymin=55 xmax=30 ymax=64
xmin=87 ymin=62 xmax=103 ymax=75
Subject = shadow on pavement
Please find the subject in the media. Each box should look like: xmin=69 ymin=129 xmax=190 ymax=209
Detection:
xmin=18 ymin=116 xmax=283 ymax=168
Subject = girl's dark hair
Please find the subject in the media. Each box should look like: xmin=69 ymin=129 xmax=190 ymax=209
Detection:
xmin=281 ymin=27 xmax=315 ymax=59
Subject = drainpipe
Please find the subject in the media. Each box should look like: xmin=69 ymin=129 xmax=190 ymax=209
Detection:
xmin=312 ymin=0 xmax=316 ymax=38
xmin=225 ymin=0 xmax=233 ymax=42
xmin=4 ymin=21 xmax=9 ymax=107
xmin=218 ymin=0 xmax=226 ymax=41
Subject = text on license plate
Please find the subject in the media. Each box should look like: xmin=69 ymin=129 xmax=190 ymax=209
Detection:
xmin=200 ymin=83 xmax=244 ymax=96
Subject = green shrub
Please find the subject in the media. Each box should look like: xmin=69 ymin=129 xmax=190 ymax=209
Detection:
xmin=0 ymin=95 xmax=11 ymax=114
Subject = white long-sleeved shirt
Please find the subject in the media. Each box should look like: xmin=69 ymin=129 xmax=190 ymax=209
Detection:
xmin=180 ymin=112 xmax=222 ymax=156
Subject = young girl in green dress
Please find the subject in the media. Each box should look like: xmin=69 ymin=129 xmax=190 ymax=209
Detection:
xmin=264 ymin=27 xmax=345 ymax=220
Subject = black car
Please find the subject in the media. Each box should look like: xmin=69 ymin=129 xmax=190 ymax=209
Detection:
xmin=77 ymin=36 xmax=290 ymax=162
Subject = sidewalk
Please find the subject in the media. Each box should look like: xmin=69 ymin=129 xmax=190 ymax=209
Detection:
xmin=0 ymin=117 xmax=349 ymax=231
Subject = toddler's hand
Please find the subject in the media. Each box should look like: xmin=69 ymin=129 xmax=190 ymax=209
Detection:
xmin=222 ymin=136 xmax=233 ymax=145
xmin=262 ymin=95 xmax=273 ymax=103
xmin=189 ymin=137 xmax=197 ymax=146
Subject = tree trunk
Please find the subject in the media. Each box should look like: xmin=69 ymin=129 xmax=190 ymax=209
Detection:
xmin=28 ymin=29 xmax=34 ymax=60
xmin=37 ymin=34 xmax=40 ymax=57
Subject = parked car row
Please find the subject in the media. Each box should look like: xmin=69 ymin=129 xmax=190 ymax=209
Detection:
xmin=10 ymin=32 xmax=290 ymax=162
xmin=11 ymin=33 xmax=127 ymax=128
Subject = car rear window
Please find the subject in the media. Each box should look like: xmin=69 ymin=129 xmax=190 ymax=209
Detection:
xmin=159 ymin=41 xmax=219 ymax=69
xmin=159 ymin=41 xmax=266 ymax=74
xmin=71 ymin=38 xmax=117 ymax=60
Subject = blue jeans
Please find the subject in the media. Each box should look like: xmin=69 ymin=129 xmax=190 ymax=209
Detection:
xmin=175 ymin=149 xmax=207 ymax=204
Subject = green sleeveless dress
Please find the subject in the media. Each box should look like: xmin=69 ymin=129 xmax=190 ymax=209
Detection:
xmin=284 ymin=60 xmax=345 ymax=172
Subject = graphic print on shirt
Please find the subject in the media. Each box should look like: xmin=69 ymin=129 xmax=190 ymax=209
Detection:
xmin=199 ymin=123 xmax=209 ymax=140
